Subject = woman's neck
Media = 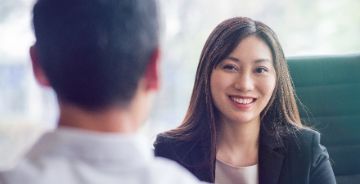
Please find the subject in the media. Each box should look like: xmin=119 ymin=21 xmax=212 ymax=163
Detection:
xmin=216 ymin=117 xmax=261 ymax=167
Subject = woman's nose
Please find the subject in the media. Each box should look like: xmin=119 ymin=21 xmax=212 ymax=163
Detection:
xmin=234 ymin=72 xmax=255 ymax=92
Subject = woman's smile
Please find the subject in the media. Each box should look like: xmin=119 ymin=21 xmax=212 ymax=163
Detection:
xmin=228 ymin=95 xmax=257 ymax=110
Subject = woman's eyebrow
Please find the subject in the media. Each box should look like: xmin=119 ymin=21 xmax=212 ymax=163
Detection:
xmin=225 ymin=56 xmax=272 ymax=63
xmin=225 ymin=56 xmax=240 ymax=62
xmin=254 ymin=58 xmax=272 ymax=63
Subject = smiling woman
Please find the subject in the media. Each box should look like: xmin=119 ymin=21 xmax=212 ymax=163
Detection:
xmin=210 ymin=36 xmax=276 ymax=131
xmin=153 ymin=17 xmax=336 ymax=184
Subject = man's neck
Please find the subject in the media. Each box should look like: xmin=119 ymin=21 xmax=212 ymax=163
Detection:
xmin=57 ymin=102 xmax=138 ymax=134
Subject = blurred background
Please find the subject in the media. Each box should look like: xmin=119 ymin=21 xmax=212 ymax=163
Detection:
xmin=0 ymin=0 xmax=359 ymax=169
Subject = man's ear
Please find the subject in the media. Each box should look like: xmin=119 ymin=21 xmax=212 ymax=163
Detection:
xmin=30 ymin=45 xmax=50 ymax=87
xmin=143 ymin=48 xmax=160 ymax=91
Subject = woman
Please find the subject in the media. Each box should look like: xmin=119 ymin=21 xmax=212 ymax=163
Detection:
xmin=154 ymin=17 xmax=336 ymax=184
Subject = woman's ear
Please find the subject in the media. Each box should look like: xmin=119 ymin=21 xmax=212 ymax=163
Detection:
xmin=30 ymin=45 xmax=50 ymax=87
xmin=143 ymin=48 xmax=160 ymax=91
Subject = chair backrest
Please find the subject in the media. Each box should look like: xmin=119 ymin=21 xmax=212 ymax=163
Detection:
xmin=287 ymin=54 xmax=360 ymax=184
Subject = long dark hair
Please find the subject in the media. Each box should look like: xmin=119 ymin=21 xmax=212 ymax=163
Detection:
xmin=164 ymin=17 xmax=302 ymax=179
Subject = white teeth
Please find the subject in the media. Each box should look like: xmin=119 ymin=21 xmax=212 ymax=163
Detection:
xmin=231 ymin=97 xmax=254 ymax=104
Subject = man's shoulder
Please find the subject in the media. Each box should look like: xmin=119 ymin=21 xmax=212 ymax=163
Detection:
xmin=0 ymin=157 xmax=50 ymax=184
xmin=0 ymin=131 xmax=203 ymax=184
xmin=0 ymin=157 xmax=202 ymax=184
xmin=0 ymin=150 xmax=202 ymax=184
xmin=148 ymin=157 xmax=202 ymax=183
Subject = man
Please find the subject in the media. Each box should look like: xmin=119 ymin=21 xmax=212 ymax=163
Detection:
xmin=0 ymin=0 xmax=201 ymax=183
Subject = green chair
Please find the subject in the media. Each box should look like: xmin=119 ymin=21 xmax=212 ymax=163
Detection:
xmin=288 ymin=54 xmax=360 ymax=184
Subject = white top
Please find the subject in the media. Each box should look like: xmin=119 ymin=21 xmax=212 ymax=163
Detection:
xmin=0 ymin=127 xmax=202 ymax=184
xmin=215 ymin=159 xmax=258 ymax=184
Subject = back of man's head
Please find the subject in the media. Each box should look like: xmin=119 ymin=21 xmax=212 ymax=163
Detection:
xmin=32 ymin=0 xmax=159 ymax=110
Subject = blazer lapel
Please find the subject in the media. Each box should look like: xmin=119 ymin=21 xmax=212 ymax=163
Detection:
xmin=259 ymin=128 xmax=286 ymax=184
xmin=178 ymin=139 xmax=213 ymax=182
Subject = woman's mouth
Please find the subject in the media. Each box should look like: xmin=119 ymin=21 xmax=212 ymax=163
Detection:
xmin=229 ymin=96 xmax=257 ymax=109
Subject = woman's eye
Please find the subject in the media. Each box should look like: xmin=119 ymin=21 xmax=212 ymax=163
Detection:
xmin=255 ymin=67 xmax=268 ymax=73
xmin=222 ymin=64 xmax=238 ymax=72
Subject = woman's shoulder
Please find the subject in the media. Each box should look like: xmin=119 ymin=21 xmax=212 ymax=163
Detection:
xmin=154 ymin=133 xmax=176 ymax=144
xmin=154 ymin=133 xmax=188 ymax=147
xmin=284 ymin=127 xmax=330 ymax=162
xmin=282 ymin=128 xmax=336 ymax=183
xmin=293 ymin=127 xmax=321 ymax=142
xmin=154 ymin=133 xmax=197 ymax=157
xmin=287 ymin=127 xmax=322 ymax=146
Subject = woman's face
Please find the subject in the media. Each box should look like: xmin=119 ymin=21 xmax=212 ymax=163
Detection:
xmin=210 ymin=35 xmax=276 ymax=126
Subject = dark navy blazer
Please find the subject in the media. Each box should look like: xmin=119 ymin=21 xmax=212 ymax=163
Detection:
xmin=154 ymin=127 xmax=336 ymax=184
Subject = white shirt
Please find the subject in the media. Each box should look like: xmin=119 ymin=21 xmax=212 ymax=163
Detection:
xmin=215 ymin=159 xmax=258 ymax=184
xmin=0 ymin=127 xmax=202 ymax=184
